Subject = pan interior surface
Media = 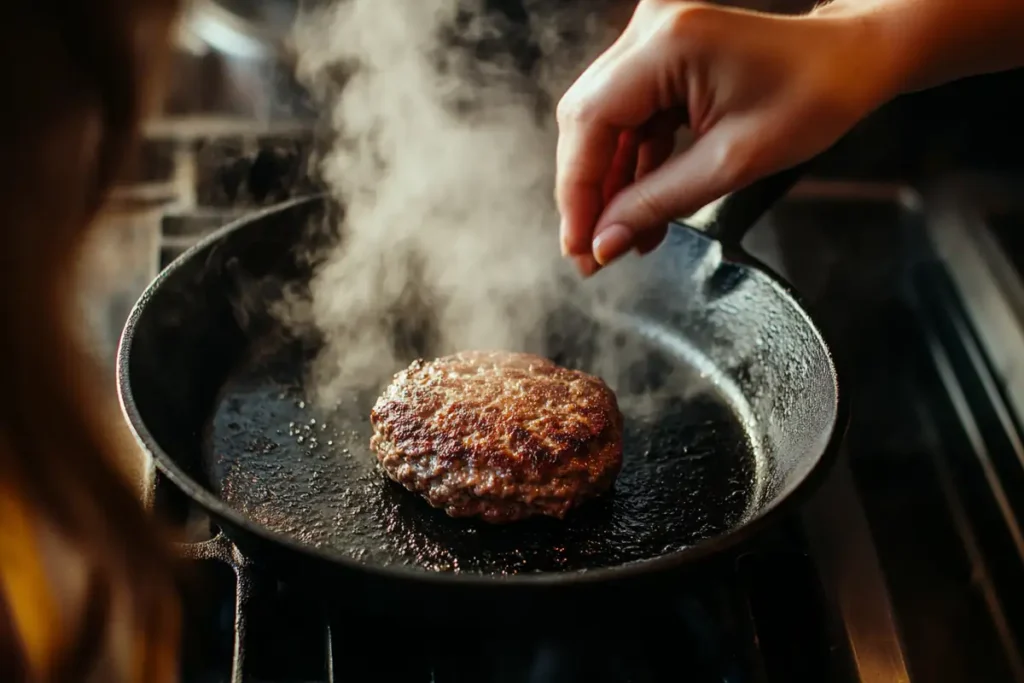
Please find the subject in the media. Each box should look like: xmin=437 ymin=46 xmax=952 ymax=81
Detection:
xmin=124 ymin=198 xmax=839 ymax=579
xmin=204 ymin=315 xmax=762 ymax=575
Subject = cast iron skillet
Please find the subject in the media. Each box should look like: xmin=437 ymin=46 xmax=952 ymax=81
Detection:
xmin=117 ymin=163 xmax=846 ymax=620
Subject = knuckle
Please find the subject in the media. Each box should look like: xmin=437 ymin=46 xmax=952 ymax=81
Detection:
xmin=556 ymin=92 xmax=599 ymax=128
xmin=714 ymin=138 xmax=760 ymax=188
xmin=658 ymin=3 xmax=718 ymax=43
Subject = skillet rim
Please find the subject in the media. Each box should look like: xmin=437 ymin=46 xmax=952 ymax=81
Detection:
xmin=115 ymin=193 xmax=849 ymax=586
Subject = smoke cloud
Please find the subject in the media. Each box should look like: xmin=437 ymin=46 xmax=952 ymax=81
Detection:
xmin=284 ymin=0 xmax=633 ymax=404
xmin=278 ymin=0 xmax=717 ymax=425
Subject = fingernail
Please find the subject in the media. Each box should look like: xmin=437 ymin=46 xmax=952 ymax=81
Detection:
xmin=592 ymin=224 xmax=632 ymax=266
xmin=573 ymin=254 xmax=600 ymax=277
xmin=558 ymin=219 xmax=569 ymax=257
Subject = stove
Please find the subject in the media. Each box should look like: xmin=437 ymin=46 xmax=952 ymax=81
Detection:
xmin=74 ymin=3 xmax=1024 ymax=678
xmin=118 ymin=176 xmax=1023 ymax=683
xmin=81 ymin=74 xmax=1024 ymax=677
xmin=151 ymin=457 xmax=847 ymax=683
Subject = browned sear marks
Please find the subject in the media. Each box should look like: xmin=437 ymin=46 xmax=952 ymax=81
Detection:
xmin=370 ymin=351 xmax=624 ymax=523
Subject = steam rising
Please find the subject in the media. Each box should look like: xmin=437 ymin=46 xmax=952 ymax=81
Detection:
xmin=289 ymin=0 xmax=623 ymax=404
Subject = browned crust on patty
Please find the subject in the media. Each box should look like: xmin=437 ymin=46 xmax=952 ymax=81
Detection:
xmin=369 ymin=351 xmax=624 ymax=523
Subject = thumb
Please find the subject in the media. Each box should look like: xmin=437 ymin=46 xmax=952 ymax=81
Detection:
xmin=591 ymin=121 xmax=761 ymax=266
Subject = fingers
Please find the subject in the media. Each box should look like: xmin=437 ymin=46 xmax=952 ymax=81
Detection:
xmin=628 ymin=112 xmax=683 ymax=257
xmin=603 ymin=130 xmax=640 ymax=208
xmin=554 ymin=2 xmax=722 ymax=273
xmin=635 ymin=108 xmax=687 ymax=179
xmin=561 ymin=130 xmax=637 ymax=275
xmin=564 ymin=124 xmax=670 ymax=272
xmin=555 ymin=116 xmax=618 ymax=259
xmin=556 ymin=75 xmax=686 ymax=273
xmin=627 ymin=134 xmax=675 ymax=258
xmin=636 ymin=136 xmax=676 ymax=182
xmin=555 ymin=47 xmax=662 ymax=264
xmin=592 ymin=120 xmax=757 ymax=266
xmin=554 ymin=45 xmax=633 ymax=260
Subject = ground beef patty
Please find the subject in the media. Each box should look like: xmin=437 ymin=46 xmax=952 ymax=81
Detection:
xmin=369 ymin=351 xmax=624 ymax=523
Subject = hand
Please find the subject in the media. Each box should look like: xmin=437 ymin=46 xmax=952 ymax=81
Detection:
xmin=555 ymin=0 xmax=897 ymax=274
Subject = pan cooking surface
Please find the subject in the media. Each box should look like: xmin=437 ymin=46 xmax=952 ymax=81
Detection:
xmin=204 ymin=327 xmax=761 ymax=575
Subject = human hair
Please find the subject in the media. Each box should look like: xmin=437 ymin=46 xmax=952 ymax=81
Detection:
xmin=0 ymin=3 xmax=183 ymax=681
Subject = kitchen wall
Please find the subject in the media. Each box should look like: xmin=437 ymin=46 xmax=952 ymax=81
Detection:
xmin=78 ymin=31 xmax=318 ymax=369
xmin=76 ymin=0 xmax=1024 ymax=372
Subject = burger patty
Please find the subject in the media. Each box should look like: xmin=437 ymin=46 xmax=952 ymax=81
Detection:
xmin=369 ymin=351 xmax=624 ymax=523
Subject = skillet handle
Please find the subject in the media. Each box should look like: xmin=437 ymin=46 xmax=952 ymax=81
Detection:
xmin=679 ymin=161 xmax=810 ymax=248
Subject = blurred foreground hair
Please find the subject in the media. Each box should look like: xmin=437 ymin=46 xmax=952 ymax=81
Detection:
xmin=0 ymin=3 xmax=183 ymax=682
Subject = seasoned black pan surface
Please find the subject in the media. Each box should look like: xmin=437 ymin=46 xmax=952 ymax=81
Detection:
xmin=205 ymin=322 xmax=759 ymax=574
xmin=120 ymin=164 xmax=844 ymax=596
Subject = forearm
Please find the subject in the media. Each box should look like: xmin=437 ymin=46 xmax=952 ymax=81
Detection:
xmin=814 ymin=0 xmax=1024 ymax=95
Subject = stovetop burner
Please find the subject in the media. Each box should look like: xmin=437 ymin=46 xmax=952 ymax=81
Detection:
xmin=137 ymin=178 xmax=1024 ymax=682
xmin=156 ymin=470 xmax=844 ymax=683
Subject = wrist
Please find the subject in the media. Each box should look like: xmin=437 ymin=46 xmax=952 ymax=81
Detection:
xmin=811 ymin=0 xmax=1024 ymax=95
xmin=805 ymin=3 xmax=915 ymax=105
